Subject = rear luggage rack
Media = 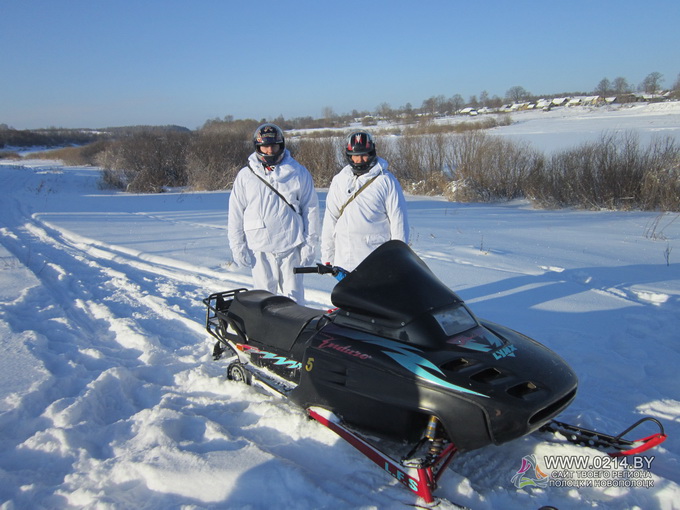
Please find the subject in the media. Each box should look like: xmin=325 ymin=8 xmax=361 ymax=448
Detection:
xmin=203 ymin=288 xmax=248 ymax=358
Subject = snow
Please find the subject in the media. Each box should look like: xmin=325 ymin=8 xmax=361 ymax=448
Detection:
xmin=487 ymin=101 xmax=680 ymax=153
xmin=1 ymin=104 xmax=680 ymax=509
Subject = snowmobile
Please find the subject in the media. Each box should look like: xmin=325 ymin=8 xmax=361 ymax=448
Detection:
xmin=203 ymin=240 xmax=666 ymax=503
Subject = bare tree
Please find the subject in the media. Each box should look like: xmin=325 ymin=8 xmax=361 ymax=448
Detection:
xmin=400 ymin=102 xmax=416 ymax=122
xmin=594 ymin=77 xmax=611 ymax=97
xmin=420 ymin=95 xmax=448 ymax=116
xmin=449 ymin=94 xmax=465 ymax=113
xmin=506 ymin=86 xmax=530 ymax=103
xmin=612 ymin=77 xmax=631 ymax=95
xmin=376 ymin=102 xmax=394 ymax=120
xmin=489 ymin=95 xmax=504 ymax=108
xmin=421 ymin=96 xmax=437 ymax=116
xmin=640 ymin=72 xmax=664 ymax=94
xmin=672 ymin=73 xmax=680 ymax=99
xmin=322 ymin=106 xmax=336 ymax=123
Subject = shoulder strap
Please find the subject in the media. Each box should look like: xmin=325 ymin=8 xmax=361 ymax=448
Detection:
xmin=247 ymin=163 xmax=297 ymax=213
xmin=338 ymin=175 xmax=380 ymax=218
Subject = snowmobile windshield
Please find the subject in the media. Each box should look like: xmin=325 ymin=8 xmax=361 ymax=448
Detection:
xmin=331 ymin=240 xmax=463 ymax=325
xmin=433 ymin=304 xmax=478 ymax=337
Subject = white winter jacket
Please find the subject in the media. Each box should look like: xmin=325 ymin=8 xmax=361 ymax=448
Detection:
xmin=228 ymin=151 xmax=320 ymax=255
xmin=321 ymin=157 xmax=409 ymax=271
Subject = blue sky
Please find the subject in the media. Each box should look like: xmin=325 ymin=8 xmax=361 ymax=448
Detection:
xmin=1 ymin=0 xmax=678 ymax=130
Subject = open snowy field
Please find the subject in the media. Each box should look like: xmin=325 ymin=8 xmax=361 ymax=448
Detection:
xmin=1 ymin=104 xmax=679 ymax=509
xmin=488 ymin=101 xmax=680 ymax=153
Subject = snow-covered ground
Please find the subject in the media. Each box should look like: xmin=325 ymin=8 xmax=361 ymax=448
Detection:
xmin=1 ymin=105 xmax=680 ymax=509
xmin=487 ymin=101 xmax=680 ymax=153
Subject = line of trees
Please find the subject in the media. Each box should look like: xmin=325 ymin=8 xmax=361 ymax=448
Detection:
xmin=351 ymin=71 xmax=679 ymax=124
xmin=2 ymin=72 xmax=677 ymax=149
xmin=0 ymin=124 xmax=191 ymax=156
xmin=594 ymin=72 xmax=680 ymax=97
xmin=328 ymin=71 xmax=680 ymax=126
xmin=20 ymin=121 xmax=680 ymax=212
xmin=0 ymin=127 xmax=101 ymax=149
xmin=3 ymin=71 xmax=678 ymax=211
xmin=192 ymin=70 xmax=679 ymax=134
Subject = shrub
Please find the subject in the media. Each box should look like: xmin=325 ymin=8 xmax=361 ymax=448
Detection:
xmin=0 ymin=150 xmax=21 ymax=160
xmin=30 ymin=140 xmax=110 ymax=166
xmin=97 ymin=132 xmax=191 ymax=192
xmin=375 ymin=133 xmax=451 ymax=194
xmin=529 ymin=133 xmax=680 ymax=210
xmin=445 ymin=131 xmax=543 ymax=201
xmin=96 ymin=143 xmax=135 ymax=189
xmin=638 ymin=137 xmax=680 ymax=211
xmin=289 ymin=137 xmax=342 ymax=187
xmin=89 ymin=118 xmax=679 ymax=212
xmin=403 ymin=115 xmax=512 ymax=136
xmin=185 ymin=132 xmax=250 ymax=191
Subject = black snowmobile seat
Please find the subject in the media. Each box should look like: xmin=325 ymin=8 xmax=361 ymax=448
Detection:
xmin=228 ymin=290 xmax=324 ymax=352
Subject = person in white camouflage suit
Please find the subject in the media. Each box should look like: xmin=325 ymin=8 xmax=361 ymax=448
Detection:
xmin=228 ymin=123 xmax=319 ymax=303
xmin=322 ymin=131 xmax=409 ymax=271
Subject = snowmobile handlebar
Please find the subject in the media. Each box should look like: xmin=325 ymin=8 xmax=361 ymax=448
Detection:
xmin=294 ymin=262 xmax=349 ymax=280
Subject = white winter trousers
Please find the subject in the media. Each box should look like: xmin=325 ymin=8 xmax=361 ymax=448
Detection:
xmin=252 ymin=245 xmax=304 ymax=303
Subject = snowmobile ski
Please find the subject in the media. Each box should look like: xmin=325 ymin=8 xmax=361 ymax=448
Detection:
xmin=540 ymin=416 xmax=667 ymax=456
xmin=307 ymin=406 xmax=458 ymax=505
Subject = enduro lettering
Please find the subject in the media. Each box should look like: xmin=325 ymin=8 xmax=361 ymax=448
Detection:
xmin=318 ymin=339 xmax=372 ymax=360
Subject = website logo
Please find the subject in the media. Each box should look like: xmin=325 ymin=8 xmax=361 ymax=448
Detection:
xmin=511 ymin=454 xmax=550 ymax=489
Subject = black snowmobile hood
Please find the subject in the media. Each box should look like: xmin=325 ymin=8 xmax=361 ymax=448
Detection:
xmin=331 ymin=240 xmax=462 ymax=324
